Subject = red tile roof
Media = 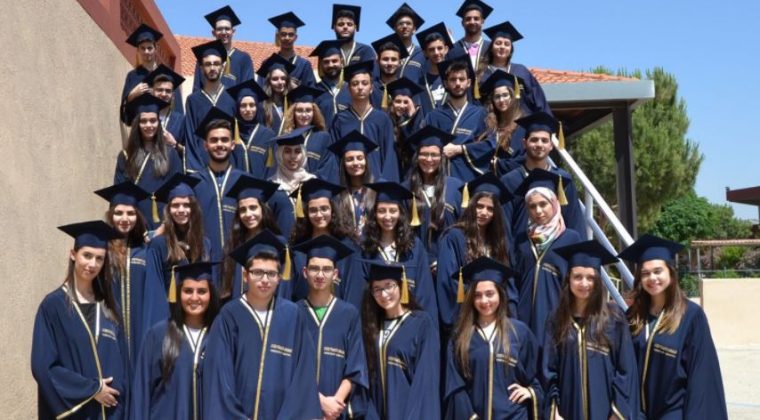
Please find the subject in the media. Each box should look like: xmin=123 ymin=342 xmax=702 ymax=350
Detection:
xmin=176 ymin=35 xmax=636 ymax=84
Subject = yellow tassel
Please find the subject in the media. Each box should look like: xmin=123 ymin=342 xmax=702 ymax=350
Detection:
xmin=168 ymin=266 xmax=177 ymax=303
xmin=295 ymin=186 xmax=305 ymax=218
xmin=381 ymin=84 xmax=389 ymax=110
xmin=461 ymin=182 xmax=470 ymax=209
xmin=224 ymin=59 xmax=231 ymax=76
xmin=400 ymin=266 xmax=410 ymax=305
xmin=514 ymin=75 xmax=521 ymax=99
xmin=473 ymin=77 xmax=480 ymax=100
xmin=282 ymin=246 xmax=292 ymax=280
xmin=234 ymin=118 xmax=242 ymax=144
xmin=410 ymin=197 xmax=421 ymax=227
xmin=558 ymin=122 xmax=566 ymax=150
xmin=338 ymin=67 xmax=344 ymax=89
xmin=558 ymin=175 xmax=568 ymax=206
xmin=265 ymin=146 xmax=275 ymax=167
xmin=135 ymin=50 xmax=140 ymax=69
xmin=284 ymin=96 xmax=289 ymax=114
xmin=151 ymin=195 xmax=160 ymax=224
xmin=456 ymin=267 xmax=465 ymax=303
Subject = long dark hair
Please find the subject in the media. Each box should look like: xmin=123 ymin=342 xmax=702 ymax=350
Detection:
xmin=476 ymin=39 xmax=516 ymax=80
xmin=159 ymin=281 xmax=220 ymax=383
xmin=63 ymin=247 xmax=121 ymax=325
xmin=163 ymin=197 xmax=206 ymax=264
xmin=290 ymin=197 xmax=357 ymax=245
xmin=480 ymin=88 xmax=523 ymax=155
xmin=126 ymin=113 xmax=171 ymax=179
xmin=105 ymin=205 xmax=148 ymax=279
xmin=408 ymin=147 xmax=449 ymax=233
xmin=362 ymin=201 xmax=415 ymax=257
xmin=388 ymin=110 xmax=418 ymax=175
xmin=450 ymin=191 xmax=509 ymax=265
xmin=551 ymin=267 xmax=615 ymax=348
xmin=262 ymin=70 xmax=295 ymax=129
xmin=336 ymin=154 xmax=376 ymax=233
xmin=627 ymin=262 xmax=687 ymax=336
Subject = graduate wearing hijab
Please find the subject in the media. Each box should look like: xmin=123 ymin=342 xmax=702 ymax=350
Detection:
xmin=32 ymin=222 xmax=129 ymax=420
xmin=269 ymin=12 xmax=317 ymax=88
xmin=202 ymin=231 xmax=322 ymax=419
xmin=620 ymin=235 xmax=728 ymax=420
xmin=386 ymin=3 xmax=427 ymax=85
xmin=311 ymin=40 xmax=352 ymax=127
xmin=143 ymin=64 xmax=186 ymax=145
xmin=225 ymin=79 xmax=277 ymax=179
xmin=543 ymin=241 xmax=639 ymax=420
xmin=294 ymin=235 xmax=370 ymax=419
xmin=415 ymin=23 xmax=454 ymax=114
xmin=129 ymin=262 xmax=220 ymax=420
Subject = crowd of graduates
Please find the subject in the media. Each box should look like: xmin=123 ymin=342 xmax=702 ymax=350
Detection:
xmin=31 ymin=1 xmax=730 ymax=419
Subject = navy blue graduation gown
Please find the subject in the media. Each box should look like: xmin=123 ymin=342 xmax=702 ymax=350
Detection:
xmin=191 ymin=48 xmax=254 ymax=92
xmin=481 ymin=64 xmax=552 ymax=116
xmin=264 ymin=101 xmax=287 ymax=136
xmin=129 ymin=320 xmax=207 ymax=420
xmin=341 ymin=41 xmax=377 ymax=66
xmin=371 ymin=78 xmax=390 ymax=110
xmin=230 ymin=123 xmax=276 ymax=179
xmin=631 ymin=300 xmax=728 ymax=419
xmin=490 ymin=125 xmax=527 ymax=177
xmin=298 ymin=298 xmax=370 ymax=418
xmin=32 ymin=287 xmax=130 ymax=420
xmin=398 ymin=45 xmax=425 ymax=86
xmin=329 ymin=107 xmax=400 ymax=182
xmin=121 ymin=66 xmax=184 ymax=124
xmin=182 ymin=88 xmax=237 ymax=171
xmin=444 ymin=319 xmax=542 ymax=420
xmin=512 ymin=229 xmax=581 ymax=341
xmin=315 ymin=80 xmax=352 ymax=128
xmin=201 ymin=296 xmax=322 ymax=419
xmin=542 ymin=305 xmax=639 ymax=420
xmin=145 ymin=234 xmax=212 ymax=294
xmin=403 ymin=177 xmax=463 ymax=265
xmin=368 ymin=311 xmax=440 ymax=420
xmin=227 ymin=250 xmax=297 ymax=302
xmin=303 ymin=130 xmax=339 ymax=181
xmin=285 ymin=54 xmax=317 ymax=87
xmin=417 ymin=70 xmax=446 ymax=115
xmin=114 ymin=149 xmax=182 ymax=231
xmin=424 ymin=102 xmax=491 ymax=182
xmin=455 ymin=38 xmax=491 ymax=73
xmin=435 ymin=227 xmax=470 ymax=332
xmin=291 ymin=236 xmax=361 ymax=303
xmin=160 ymin=109 xmax=185 ymax=147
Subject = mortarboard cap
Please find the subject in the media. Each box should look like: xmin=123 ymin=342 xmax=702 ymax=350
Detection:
xmin=274 ymin=125 xmax=311 ymax=147
xmin=225 ymin=174 xmax=279 ymax=203
xmin=515 ymin=112 xmax=559 ymax=135
xmin=256 ymin=53 xmax=296 ymax=79
xmin=310 ymin=40 xmax=344 ymax=59
xmin=332 ymin=4 xmax=362 ymax=30
xmin=460 ymin=173 xmax=512 ymax=207
xmin=191 ymin=39 xmax=228 ymax=63
xmin=126 ymin=24 xmax=163 ymax=47
xmin=125 ymin=93 xmax=169 ymax=123
xmin=371 ymin=33 xmax=410 ymax=59
xmin=483 ymin=21 xmax=524 ymax=42
xmin=291 ymin=178 xmax=345 ymax=203
xmin=228 ymin=229 xmax=287 ymax=268
xmin=437 ymin=52 xmax=476 ymax=80
xmin=554 ymin=240 xmax=618 ymax=272
xmin=174 ymin=261 xmax=218 ymax=283
xmin=406 ymin=125 xmax=456 ymax=150
xmin=268 ymin=12 xmax=305 ymax=29
xmin=459 ymin=256 xmax=514 ymax=287
xmin=328 ymin=130 xmax=379 ymax=156
xmin=456 ymin=0 xmax=494 ymax=19
xmin=386 ymin=77 xmax=423 ymax=98
xmin=144 ymin=64 xmax=186 ymax=90
xmin=227 ymin=79 xmax=269 ymax=104
xmin=95 ymin=182 xmax=150 ymax=207
xmin=367 ymin=262 xmax=405 ymax=283
xmin=366 ymin=180 xmax=413 ymax=203
xmin=479 ymin=69 xmax=524 ymax=99
xmin=194 ymin=107 xmax=235 ymax=139
xmin=204 ymin=5 xmax=241 ymax=28
xmin=617 ymin=234 xmax=684 ymax=265
xmin=386 ymin=3 xmax=425 ymax=29
xmin=153 ymin=173 xmax=200 ymax=203
xmin=293 ymin=234 xmax=354 ymax=261
xmin=58 ymin=220 xmax=118 ymax=249
xmin=343 ymin=60 xmax=375 ymax=81
xmin=514 ymin=168 xmax=570 ymax=198
xmin=416 ymin=22 xmax=454 ymax=49
xmin=287 ymin=85 xmax=323 ymax=104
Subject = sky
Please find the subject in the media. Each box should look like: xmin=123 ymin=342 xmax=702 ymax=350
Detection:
xmin=156 ymin=0 xmax=760 ymax=221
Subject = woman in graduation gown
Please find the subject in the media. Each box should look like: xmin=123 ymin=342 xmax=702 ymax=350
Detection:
xmin=32 ymin=221 xmax=129 ymax=419
xmin=385 ymin=78 xmax=426 ymax=178
xmin=361 ymin=263 xmax=440 ymax=420
xmin=328 ymin=132 xmax=378 ymax=236
xmin=257 ymin=54 xmax=296 ymax=136
xmin=115 ymin=94 xmax=182 ymax=233
xmin=444 ymin=257 xmax=542 ymax=420
xmin=436 ymin=173 xmax=512 ymax=337
xmin=479 ymin=70 xmax=527 ymax=176
xmin=129 ymin=262 xmax=220 ymax=420
xmin=542 ymin=241 xmax=639 ymax=420
xmin=225 ymin=79 xmax=277 ymax=179
xmin=619 ymin=235 xmax=728 ymax=419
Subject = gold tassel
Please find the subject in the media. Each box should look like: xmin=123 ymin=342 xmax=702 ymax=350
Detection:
xmin=151 ymin=195 xmax=160 ymax=224
xmin=135 ymin=50 xmax=140 ymax=68
xmin=456 ymin=267 xmax=465 ymax=303
xmin=473 ymin=77 xmax=480 ymax=100
xmin=558 ymin=122 xmax=566 ymax=150
xmin=381 ymin=84 xmax=389 ymax=110
xmin=558 ymin=175 xmax=568 ymax=206
xmin=295 ymin=186 xmax=305 ymax=218
xmin=400 ymin=265 xmax=410 ymax=304
xmin=410 ymin=197 xmax=421 ymax=227
xmin=282 ymin=246 xmax=292 ymax=280
xmin=461 ymin=182 xmax=470 ymax=209
xmin=224 ymin=59 xmax=231 ymax=76
xmin=514 ymin=75 xmax=521 ymax=99
xmin=168 ymin=266 xmax=177 ymax=303
xmin=234 ymin=118 xmax=242 ymax=144
xmin=337 ymin=67 xmax=344 ymax=89
xmin=265 ymin=146 xmax=275 ymax=167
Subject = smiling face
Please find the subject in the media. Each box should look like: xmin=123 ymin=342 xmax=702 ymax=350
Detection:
xmin=238 ymin=97 xmax=257 ymax=121
xmin=424 ymin=39 xmax=448 ymax=64
xmin=523 ymin=130 xmax=553 ymax=161
xmin=378 ymin=50 xmax=401 ymax=76
xmin=639 ymin=259 xmax=672 ymax=299
xmin=303 ymin=256 xmax=337 ymax=293
xmin=269 ymin=69 xmax=288 ymax=95
xmin=475 ymin=196 xmax=495 ymax=227
xmin=394 ymin=15 xmax=416 ymax=40
xmin=281 ymin=145 xmax=304 ymax=171
xmin=417 ymin=145 xmax=442 ymax=175
xmin=180 ymin=279 xmax=211 ymax=320
xmin=569 ymin=266 xmax=596 ymax=305
xmin=320 ymin=54 xmax=343 ymax=79
xmin=237 ymin=197 xmax=262 ymax=232
xmin=111 ymin=204 xmax=138 ymax=235
xmin=526 ymin=192 xmax=555 ymax=226
xmin=307 ymin=197 xmax=332 ymax=230
xmin=71 ymin=246 xmax=107 ymax=282
xmin=461 ymin=9 xmax=484 ymax=36
xmin=152 ymin=81 xmax=174 ymax=103
xmin=204 ymin=127 xmax=234 ymax=163
xmin=491 ymin=36 xmax=513 ymax=63
xmin=169 ymin=196 xmax=192 ymax=226
xmin=212 ymin=19 xmax=234 ymax=45
xmin=343 ymin=150 xmax=367 ymax=178
xmin=491 ymin=86 xmax=512 ymax=112
xmin=293 ymin=102 xmax=314 ymax=128
xmin=371 ymin=279 xmax=401 ymax=313
xmin=375 ymin=202 xmax=401 ymax=233
xmin=473 ymin=280 xmax=500 ymax=321
xmin=391 ymin=95 xmax=415 ymax=117
xmin=139 ymin=112 xmax=159 ymax=140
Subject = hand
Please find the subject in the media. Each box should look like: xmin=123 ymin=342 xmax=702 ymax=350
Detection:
xmin=93 ymin=377 xmax=120 ymax=407
xmin=163 ymin=129 xmax=178 ymax=149
xmin=553 ymin=412 xmax=565 ymax=420
xmin=507 ymin=383 xmax=532 ymax=404
xmin=127 ymin=82 xmax=150 ymax=102
xmin=443 ymin=143 xmax=463 ymax=158
xmin=319 ymin=394 xmax=346 ymax=420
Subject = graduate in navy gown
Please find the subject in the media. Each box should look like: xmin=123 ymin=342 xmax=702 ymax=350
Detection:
xmin=424 ymin=54 xmax=491 ymax=182
xmin=142 ymin=64 xmax=186 ymax=150
xmin=361 ymin=263 xmax=440 ymax=419
xmin=202 ymin=230 xmax=322 ymax=419
xmin=311 ymin=40 xmax=352 ymax=127
xmin=543 ymin=241 xmax=639 ymax=420
xmin=225 ymin=79 xmax=277 ymax=178
xmin=444 ymin=257 xmax=542 ymax=420
xmin=183 ymin=40 xmax=237 ymax=171
xmin=32 ymin=221 xmax=129 ymax=420
xmin=386 ymin=3 xmax=426 ymax=86
xmin=129 ymin=262 xmax=220 ymax=420
xmin=294 ymin=235 xmax=370 ymax=419
xmin=191 ymin=6 xmax=254 ymax=92
xmin=415 ymin=23 xmax=454 ymax=114
xmin=268 ymin=12 xmax=317 ymax=88
xmin=455 ymin=0 xmax=494 ymax=73
xmin=369 ymin=33 xmax=407 ymax=110
xmin=329 ymin=60 xmax=400 ymax=182
xmin=478 ymin=70 xmax=527 ymax=176
xmin=96 ymin=182 xmax=167 ymax=366
xmin=511 ymin=170 xmax=582 ymax=342
xmin=116 ymin=94 xmax=182 ymax=232
xmin=328 ymin=132 xmax=378 ymax=235
xmin=331 ymin=4 xmax=377 ymax=67
xmin=619 ymin=235 xmax=728 ymax=420
xmin=436 ymin=174 xmax=513 ymax=338
xmin=257 ymin=54 xmax=296 ymax=136
xmin=387 ymin=78 xmax=427 ymax=176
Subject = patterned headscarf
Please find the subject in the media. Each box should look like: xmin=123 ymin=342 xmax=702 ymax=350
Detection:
xmin=526 ymin=187 xmax=565 ymax=254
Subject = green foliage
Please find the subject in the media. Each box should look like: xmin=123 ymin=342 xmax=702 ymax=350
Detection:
xmin=678 ymin=273 xmax=700 ymax=297
xmin=717 ymin=246 xmax=747 ymax=269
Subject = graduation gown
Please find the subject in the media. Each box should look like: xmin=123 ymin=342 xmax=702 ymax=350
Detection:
xmin=201 ymin=296 xmax=322 ymax=419
xmin=129 ymin=320 xmax=208 ymax=420
xmin=291 ymin=236 xmax=361 ymax=304
xmin=631 ymin=300 xmax=728 ymax=419
xmin=490 ymin=125 xmax=527 ymax=177
xmin=480 ymin=63 xmax=552 ymax=116
xmin=284 ymin=54 xmax=317 ymax=87
xmin=398 ymin=45 xmax=425 ymax=86
xmin=512 ymin=229 xmax=581 ymax=341
xmin=114 ymin=149 xmax=182 ymax=231
xmin=435 ymin=227 xmax=470 ymax=332
xmin=298 ymin=298 xmax=370 ymax=418
xmin=315 ymin=79 xmax=352 ymax=128
xmin=329 ymin=106 xmax=400 ymax=182
xmin=368 ymin=311 xmax=440 ymax=420
xmin=303 ymin=130 xmax=339 ymax=182
xmin=191 ymin=48 xmax=254 ymax=92
xmin=417 ymin=70 xmax=446 ymax=115
xmin=264 ymin=101 xmax=287 ymax=136
xmin=230 ymin=122 xmax=276 ymax=179
xmin=121 ymin=66 xmax=184 ymax=124
xmin=542 ymin=306 xmax=639 ymax=420
xmin=145 ymin=234 xmax=212 ymax=295
xmin=455 ymin=38 xmax=491 ymax=73
xmin=424 ymin=102 xmax=491 ymax=182
xmin=182 ymin=88 xmax=237 ymax=171
xmin=444 ymin=320 xmax=542 ymax=420
xmin=32 ymin=287 xmax=130 ymax=420
xmin=341 ymin=41 xmax=377 ymax=66
xmin=159 ymin=108 xmax=185 ymax=148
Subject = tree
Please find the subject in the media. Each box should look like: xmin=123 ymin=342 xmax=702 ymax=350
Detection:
xmin=568 ymin=67 xmax=703 ymax=231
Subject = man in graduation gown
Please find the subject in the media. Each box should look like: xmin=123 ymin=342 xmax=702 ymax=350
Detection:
xmin=369 ymin=34 xmax=407 ymax=110
xmin=415 ymin=22 xmax=454 ymax=114
xmin=329 ymin=60 xmax=400 ymax=182
xmin=386 ymin=3 xmax=427 ymax=84
xmin=192 ymin=6 xmax=254 ymax=92
xmin=331 ymin=4 xmax=376 ymax=67
xmin=269 ymin=12 xmax=317 ymax=88
xmin=312 ymin=40 xmax=352 ymax=127
xmin=144 ymin=64 xmax=186 ymax=148
xmin=183 ymin=40 xmax=237 ymax=172
xmin=202 ymin=231 xmax=322 ymax=419
xmin=424 ymin=55 xmax=491 ymax=183
xmin=454 ymin=0 xmax=494 ymax=71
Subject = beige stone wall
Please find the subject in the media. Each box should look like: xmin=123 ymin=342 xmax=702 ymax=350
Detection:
xmin=700 ymin=278 xmax=760 ymax=347
xmin=0 ymin=1 xmax=130 ymax=416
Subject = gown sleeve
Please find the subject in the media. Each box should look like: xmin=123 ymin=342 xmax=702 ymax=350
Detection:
xmin=201 ymin=312 xmax=249 ymax=420
xmin=682 ymin=307 xmax=729 ymax=419
xmin=436 ymin=229 xmax=466 ymax=331
xmin=609 ymin=314 xmax=640 ymax=420
xmin=517 ymin=325 xmax=544 ymax=420
xmin=129 ymin=323 xmax=162 ymax=420
xmin=540 ymin=323 xmax=561 ymax=418
xmin=412 ymin=239 xmax=439 ymax=327
xmin=404 ymin=315 xmax=441 ymax=420
xmin=443 ymin=340 xmax=477 ymax=420
xmin=275 ymin=310 xmax=323 ymax=419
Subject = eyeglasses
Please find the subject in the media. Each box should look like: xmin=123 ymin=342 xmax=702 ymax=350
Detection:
xmin=419 ymin=152 xmax=442 ymax=160
xmin=248 ymin=269 xmax=279 ymax=280
xmin=307 ymin=206 xmax=331 ymax=215
xmin=307 ymin=266 xmax=336 ymax=275
xmin=371 ymin=283 xmax=398 ymax=296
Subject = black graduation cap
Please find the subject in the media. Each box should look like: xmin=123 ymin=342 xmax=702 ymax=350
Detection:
xmin=365 ymin=181 xmax=413 ymax=203
xmin=274 ymin=126 xmax=310 ymax=146
xmin=342 ymin=60 xmax=375 ymax=81
xmin=483 ymin=21 xmax=524 ymax=42
xmin=227 ymin=79 xmax=269 ymax=104
xmin=228 ymin=230 xmax=292 ymax=279
xmin=256 ymin=53 xmax=296 ymax=79
xmin=554 ymin=240 xmax=618 ymax=272
xmin=386 ymin=3 xmax=425 ymax=29
xmin=58 ymin=220 xmax=118 ymax=249
xmin=175 ymin=261 xmax=218 ymax=282
xmin=225 ymin=173 xmax=279 ymax=203
xmin=479 ymin=69 xmax=525 ymax=99
xmin=144 ymin=64 xmax=186 ymax=89
xmin=293 ymin=234 xmax=354 ymax=261
xmin=455 ymin=0 xmax=494 ymax=19
xmin=436 ymin=52 xmax=476 ymax=80
xmin=327 ymin=130 xmax=379 ymax=157
xmin=309 ymin=40 xmax=345 ymax=58
xmin=194 ymin=107 xmax=235 ymax=139
xmin=204 ymin=5 xmax=242 ymax=28
xmin=126 ymin=23 xmax=163 ymax=47
xmin=406 ymin=125 xmax=456 ymax=150
xmin=617 ymin=234 xmax=684 ymax=265
xmin=415 ymin=22 xmax=454 ymax=49
xmin=513 ymin=168 xmax=571 ymax=206
xmin=125 ymin=93 xmax=169 ymax=123
xmin=460 ymin=256 xmax=514 ymax=286
xmin=515 ymin=112 xmax=559 ymax=135
xmin=191 ymin=39 xmax=228 ymax=63
xmin=367 ymin=262 xmax=404 ymax=282
xmin=371 ymin=33 xmax=410 ymax=59
xmin=386 ymin=77 xmax=423 ymax=98
xmin=460 ymin=173 xmax=512 ymax=207
xmin=292 ymin=178 xmax=345 ymax=203
xmin=153 ymin=173 xmax=201 ymax=203
xmin=94 ymin=182 xmax=150 ymax=207
xmin=332 ymin=4 xmax=362 ymax=30
xmin=287 ymin=85 xmax=323 ymax=104
xmin=268 ymin=12 xmax=305 ymax=29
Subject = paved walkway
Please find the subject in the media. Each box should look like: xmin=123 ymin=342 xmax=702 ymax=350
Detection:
xmin=719 ymin=345 xmax=760 ymax=419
